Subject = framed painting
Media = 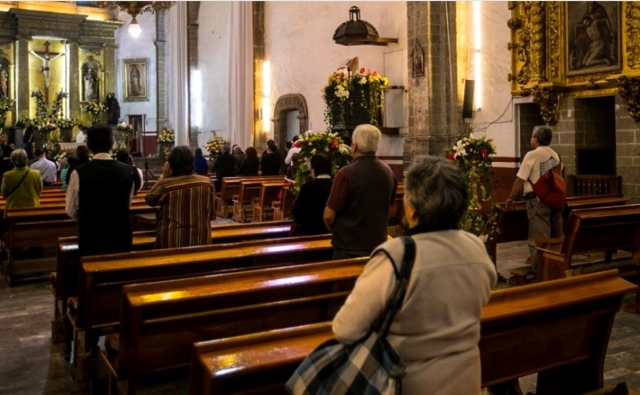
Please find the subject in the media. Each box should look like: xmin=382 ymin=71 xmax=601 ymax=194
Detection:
xmin=566 ymin=1 xmax=621 ymax=76
xmin=123 ymin=59 xmax=148 ymax=102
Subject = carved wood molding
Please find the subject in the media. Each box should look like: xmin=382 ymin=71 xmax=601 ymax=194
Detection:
xmin=617 ymin=75 xmax=640 ymax=121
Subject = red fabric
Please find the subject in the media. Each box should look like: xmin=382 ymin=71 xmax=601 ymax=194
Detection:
xmin=326 ymin=169 xmax=349 ymax=211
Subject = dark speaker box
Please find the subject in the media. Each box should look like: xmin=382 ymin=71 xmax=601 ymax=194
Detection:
xmin=462 ymin=80 xmax=475 ymax=119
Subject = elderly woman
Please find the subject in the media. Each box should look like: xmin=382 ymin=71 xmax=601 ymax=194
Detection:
xmin=145 ymin=145 xmax=214 ymax=248
xmin=1 ymin=148 xmax=43 ymax=209
xmin=332 ymin=155 xmax=497 ymax=394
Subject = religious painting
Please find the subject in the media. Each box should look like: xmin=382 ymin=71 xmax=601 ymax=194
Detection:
xmin=566 ymin=1 xmax=621 ymax=76
xmin=123 ymin=59 xmax=148 ymax=102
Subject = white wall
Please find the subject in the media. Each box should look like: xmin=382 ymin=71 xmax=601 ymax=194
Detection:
xmin=197 ymin=1 xmax=230 ymax=149
xmin=114 ymin=11 xmax=158 ymax=133
xmin=471 ymin=2 xmax=516 ymax=160
xmin=264 ymin=1 xmax=407 ymax=140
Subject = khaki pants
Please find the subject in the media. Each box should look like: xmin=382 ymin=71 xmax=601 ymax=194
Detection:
xmin=527 ymin=197 xmax=563 ymax=274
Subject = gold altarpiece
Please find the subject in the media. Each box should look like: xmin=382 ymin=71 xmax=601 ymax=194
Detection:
xmin=508 ymin=1 xmax=640 ymax=123
xmin=0 ymin=2 xmax=120 ymax=131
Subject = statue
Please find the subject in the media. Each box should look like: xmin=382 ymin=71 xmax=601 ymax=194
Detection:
xmin=29 ymin=41 xmax=64 ymax=89
xmin=83 ymin=68 xmax=98 ymax=101
xmin=0 ymin=66 xmax=8 ymax=98
xmin=106 ymin=92 xmax=120 ymax=125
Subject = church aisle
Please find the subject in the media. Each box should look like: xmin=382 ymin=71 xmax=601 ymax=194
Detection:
xmin=0 ymin=241 xmax=638 ymax=394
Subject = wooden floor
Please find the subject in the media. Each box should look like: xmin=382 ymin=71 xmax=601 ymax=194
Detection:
xmin=0 ymin=240 xmax=639 ymax=394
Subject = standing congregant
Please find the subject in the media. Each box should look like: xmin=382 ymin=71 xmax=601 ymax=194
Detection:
xmin=29 ymin=148 xmax=56 ymax=186
xmin=324 ymin=124 xmax=397 ymax=259
xmin=65 ymin=126 xmax=135 ymax=256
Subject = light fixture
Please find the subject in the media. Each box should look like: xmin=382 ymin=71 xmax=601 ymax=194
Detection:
xmin=333 ymin=6 xmax=398 ymax=46
xmin=96 ymin=1 xmax=176 ymax=37
xmin=128 ymin=17 xmax=142 ymax=38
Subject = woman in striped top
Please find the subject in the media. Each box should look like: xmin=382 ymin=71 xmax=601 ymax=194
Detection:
xmin=146 ymin=146 xmax=214 ymax=248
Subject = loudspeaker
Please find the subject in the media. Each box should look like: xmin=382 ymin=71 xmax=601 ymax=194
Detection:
xmin=462 ymin=79 xmax=475 ymax=119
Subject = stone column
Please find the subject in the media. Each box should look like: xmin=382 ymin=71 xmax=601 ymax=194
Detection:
xmin=156 ymin=11 xmax=167 ymax=136
xmin=102 ymin=43 xmax=116 ymax=98
xmin=15 ymin=37 xmax=29 ymax=119
xmin=67 ymin=41 xmax=80 ymax=119
xmin=405 ymin=2 xmax=459 ymax=167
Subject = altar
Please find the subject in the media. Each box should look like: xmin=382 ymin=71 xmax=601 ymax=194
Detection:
xmin=59 ymin=142 xmax=82 ymax=151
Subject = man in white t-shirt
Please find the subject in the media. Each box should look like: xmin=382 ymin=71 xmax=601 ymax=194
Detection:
xmin=505 ymin=125 xmax=563 ymax=276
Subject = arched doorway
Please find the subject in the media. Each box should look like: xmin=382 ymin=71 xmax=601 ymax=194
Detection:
xmin=272 ymin=94 xmax=308 ymax=152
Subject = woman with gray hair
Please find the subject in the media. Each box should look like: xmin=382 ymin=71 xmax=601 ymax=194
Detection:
xmin=332 ymin=155 xmax=496 ymax=394
xmin=1 ymin=148 xmax=43 ymax=209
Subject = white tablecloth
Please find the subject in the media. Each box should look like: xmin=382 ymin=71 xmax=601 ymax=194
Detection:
xmin=59 ymin=142 xmax=82 ymax=151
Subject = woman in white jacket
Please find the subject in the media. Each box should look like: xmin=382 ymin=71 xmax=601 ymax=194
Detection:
xmin=332 ymin=155 xmax=497 ymax=394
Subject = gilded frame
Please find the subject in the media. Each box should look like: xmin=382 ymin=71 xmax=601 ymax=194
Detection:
xmin=123 ymin=59 xmax=148 ymax=102
xmin=566 ymin=2 xmax=621 ymax=77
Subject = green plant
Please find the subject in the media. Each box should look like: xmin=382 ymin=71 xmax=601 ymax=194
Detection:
xmin=292 ymin=130 xmax=351 ymax=195
xmin=447 ymin=134 xmax=500 ymax=242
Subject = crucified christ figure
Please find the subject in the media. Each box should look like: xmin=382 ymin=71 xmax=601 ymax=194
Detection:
xmin=30 ymin=41 xmax=64 ymax=88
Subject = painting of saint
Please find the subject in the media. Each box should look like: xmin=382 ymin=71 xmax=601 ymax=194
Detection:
xmin=124 ymin=60 xmax=147 ymax=101
xmin=567 ymin=1 xmax=620 ymax=76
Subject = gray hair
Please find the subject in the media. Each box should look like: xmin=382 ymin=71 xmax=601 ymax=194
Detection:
xmin=533 ymin=125 xmax=553 ymax=146
xmin=404 ymin=155 xmax=468 ymax=230
xmin=10 ymin=148 xmax=28 ymax=168
xmin=352 ymin=124 xmax=381 ymax=154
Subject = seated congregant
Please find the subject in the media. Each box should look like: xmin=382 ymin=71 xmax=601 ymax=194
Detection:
xmin=145 ymin=146 xmax=214 ymax=249
xmin=291 ymin=154 xmax=332 ymax=236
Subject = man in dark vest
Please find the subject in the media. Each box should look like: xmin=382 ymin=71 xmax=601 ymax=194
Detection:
xmin=65 ymin=125 xmax=135 ymax=256
xmin=324 ymin=124 xmax=397 ymax=259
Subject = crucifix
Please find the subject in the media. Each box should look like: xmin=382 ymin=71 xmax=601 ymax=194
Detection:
xmin=30 ymin=41 xmax=64 ymax=95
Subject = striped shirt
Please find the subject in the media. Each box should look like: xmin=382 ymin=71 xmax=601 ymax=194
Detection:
xmin=145 ymin=174 xmax=214 ymax=249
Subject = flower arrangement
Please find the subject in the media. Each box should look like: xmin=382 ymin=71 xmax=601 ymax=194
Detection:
xmin=53 ymin=151 xmax=71 ymax=167
xmin=157 ymin=127 xmax=175 ymax=159
xmin=447 ymin=134 xmax=500 ymax=242
xmin=57 ymin=118 xmax=77 ymax=129
xmin=0 ymin=97 xmax=15 ymax=117
xmin=116 ymin=122 xmax=134 ymax=150
xmin=322 ymin=67 xmax=389 ymax=132
xmin=157 ymin=128 xmax=175 ymax=144
xmin=292 ymin=130 xmax=351 ymax=194
xmin=14 ymin=117 xmax=29 ymax=128
xmin=205 ymin=135 xmax=228 ymax=156
xmin=83 ymin=101 xmax=107 ymax=125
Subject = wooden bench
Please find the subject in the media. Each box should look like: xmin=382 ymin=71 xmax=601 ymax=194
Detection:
xmin=67 ymin=235 xmax=336 ymax=381
xmin=188 ymin=270 xmax=636 ymax=395
xmin=52 ymin=221 xmax=294 ymax=345
xmin=233 ymin=178 xmax=285 ymax=222
xmin=536 ymin=204 xmax=640 ymax=281
xmin=215 ymin=176 xmax=283 ymax=219
xmin=272 ymin=184 xmax=296 ymax=221
xmin=99 ymin=257 xmax=368 ymax=395
xmin=487 ymin=194 xmax=629 ymax=264
xmin=567 ymin=174 xmax=622 ymax=196
xmin=252 ymin=181 xmax=288 ymax=222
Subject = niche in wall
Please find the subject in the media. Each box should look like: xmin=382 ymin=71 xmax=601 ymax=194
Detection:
xmin=574 ymin=96 xmax=616 ymax=175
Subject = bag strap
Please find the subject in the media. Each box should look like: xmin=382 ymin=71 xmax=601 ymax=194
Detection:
xmin=374 ymin=235 xmax=416 ymax=338
xmin=5 ymin=168 xmax=31 ymax=199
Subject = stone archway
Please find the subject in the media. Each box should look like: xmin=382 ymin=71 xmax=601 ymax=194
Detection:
xmin=272 ymin=93 xmax=308 ymax=151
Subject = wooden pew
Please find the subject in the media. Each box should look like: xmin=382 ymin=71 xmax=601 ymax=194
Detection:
xmin=272 ymin=184 xmax=296 ymax=221
xmin=536 ymin=204 xmax=640 ymax=281
xmin=252 ymin=181 xmax=287 ymax=222
xmin=100 ymin=257 xmax=368 ymax=395
xmin=215 ymin=176 xmax=283 ymax=219
xmin=52 ymin=220 xmax=294 ymax=344
xmin=67 ymin=235 xmax=336 ymax=381
xmin=188 ymin=270 xmax=636 ymax=395
xmin=486 ymin=194 xmax=629 ymax=264
xmin=233 ymin=178 xmax=285 ymax=222
xmin=387 ymin=182 xmax=405 ymax=237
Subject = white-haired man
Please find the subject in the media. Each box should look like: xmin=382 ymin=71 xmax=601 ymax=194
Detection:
xmin=324 ymin=124 xmax=397 ymax=259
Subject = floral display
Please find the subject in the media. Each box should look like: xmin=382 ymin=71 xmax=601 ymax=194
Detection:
xmin=83 ymin=101 xmax=107 ymax=125
xmin=14 ymin=117 xmax=29 ymax=128
xmin=116 ymin=122 xmax=135 ymax=150
xmin=57 ymin=118 xmax=77 ymax=129
xmin=205 ymin=135 xmax=229 ymax=156
xmin=447 ymin=134 xmax=500 ymax=242
xmin=53 ymin=151 xmax=72 ymax=167
xmin=0 ymin=97 xmax=15 ymax=122
xmin=322 ymin=67 xmax=389 ymax=133
xmin=157 ymin=127 xmax=175 ymax=159
xmin=292 ymin=130 xmax=351 ymax=194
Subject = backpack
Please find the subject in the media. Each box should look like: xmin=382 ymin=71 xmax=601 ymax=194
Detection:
xmin=529 ymin=162 xmax=566 ymax=210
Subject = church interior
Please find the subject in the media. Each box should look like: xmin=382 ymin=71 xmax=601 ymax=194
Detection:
xmin=1 ymin=1 xmax=640 ymax=394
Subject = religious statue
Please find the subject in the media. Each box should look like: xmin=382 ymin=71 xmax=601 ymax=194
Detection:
xmin=106 ymin=92 xmax=120 ymax=125
xmin=29 ymin=41 xmax=64 ymax=89
xmin=83 ymin=68 xmax=98 ymax=101
xmin=0 ymin=66 xmax=8 ymax=98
